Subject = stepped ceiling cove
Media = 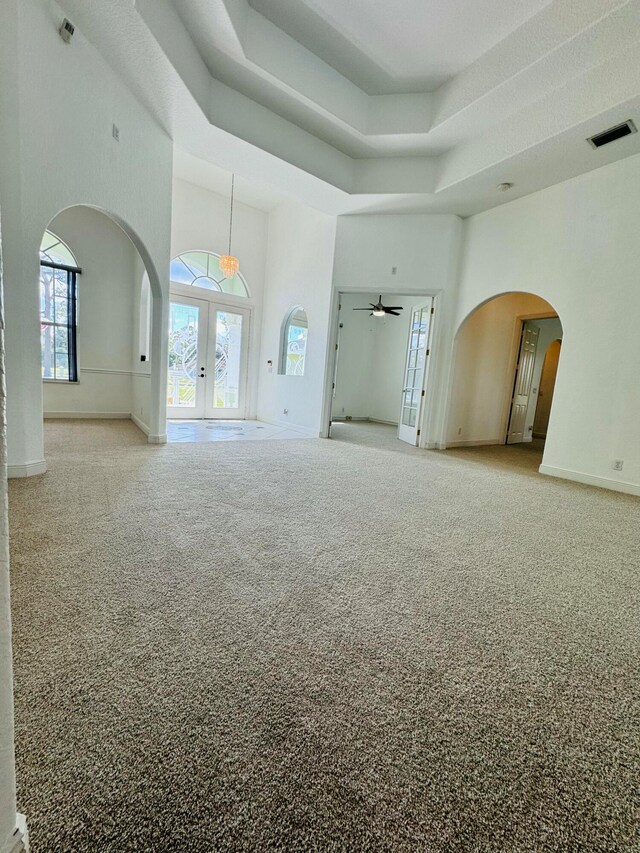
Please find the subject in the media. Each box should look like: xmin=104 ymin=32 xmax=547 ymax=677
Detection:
xmin=59 ymin=0 xmax=640 ymax=213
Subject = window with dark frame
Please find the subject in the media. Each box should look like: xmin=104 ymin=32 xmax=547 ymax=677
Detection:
xmin=39 ymin=230 xmax=80 ymax=382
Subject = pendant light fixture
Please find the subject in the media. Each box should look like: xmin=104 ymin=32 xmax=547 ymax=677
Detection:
xmin=219 ymin=173 xmax=240 ymax=279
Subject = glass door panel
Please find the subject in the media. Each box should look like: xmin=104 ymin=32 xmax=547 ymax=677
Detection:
xmin=398 ymin=300 xmax=433 ymax=445
xmin=213 ymin=310 xmax=243 ymax=410
xmin=167 ymin=298 xmax=206 ymax=419
xmin=204 ymin=305 xmax=249 ymax=419
xmin=168 ymin=296 xmax=249 ymax=421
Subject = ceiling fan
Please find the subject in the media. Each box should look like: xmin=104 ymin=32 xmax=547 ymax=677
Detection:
xmin=352 ymin=295 xmax=403 ymax=317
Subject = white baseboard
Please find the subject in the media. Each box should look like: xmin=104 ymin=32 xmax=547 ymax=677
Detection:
xmin=3 ymin=814 xmax=28 ymax=853
xmin=130 ymin=413 xmax=149 ymax=436
xmin=539 ymin=464 xmax=640 ymax=497
xmin=44 ymin=411 xmax=131 ymax=419
xmin=148 ymin=433 xmax=167 ymax=444
xmin=8 ymin=460 xmax=47 ymax=479
xmin=445 ymin=438 xmax=502 ymax=448
xmin=257 ymin=417 xmax=317 ymax=436
xmin=130 ymin=413 xmax=167 ymax=444
xmin=331 ymin=417 xmax=398 ymax=426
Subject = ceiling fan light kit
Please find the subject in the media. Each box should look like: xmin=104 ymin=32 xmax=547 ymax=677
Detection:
xmin=353 ymin=295 xmax=404 ymax=317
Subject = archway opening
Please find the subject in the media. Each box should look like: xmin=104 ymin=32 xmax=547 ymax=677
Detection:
xmin=447 ymin=291 xmax=563 ymax=471
xmin=39 ymin=205 xmax=163 ymax=452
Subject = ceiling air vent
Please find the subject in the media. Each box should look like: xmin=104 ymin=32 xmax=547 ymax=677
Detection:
xmin=587 ymin=120 xmax=637 ymax=149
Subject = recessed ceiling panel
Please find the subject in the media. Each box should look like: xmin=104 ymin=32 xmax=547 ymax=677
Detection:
xmin=249 ymin=0 xmax=555 ymax=93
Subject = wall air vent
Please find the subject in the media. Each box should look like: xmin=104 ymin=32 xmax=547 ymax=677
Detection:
xmin=587 ymin=120 xmax=637 ymax=149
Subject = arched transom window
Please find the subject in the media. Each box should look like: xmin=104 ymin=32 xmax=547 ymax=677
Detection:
xmin=170 ymin=251 xmax=249 ymax=297
xmin=40 ymin=230 xmax=77 ymax=267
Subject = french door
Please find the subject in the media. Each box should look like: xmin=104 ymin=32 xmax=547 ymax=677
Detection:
xmin=167 ymin=295 xmax=249 ymax=419
xmin=398 ymin=300 xmax=433 ymax=445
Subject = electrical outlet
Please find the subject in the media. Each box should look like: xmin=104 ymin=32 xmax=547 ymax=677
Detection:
xmin=613 ymin=459 xmax=624 ymax=471
xmin=283 ymin=408 xmax=288 ymax=415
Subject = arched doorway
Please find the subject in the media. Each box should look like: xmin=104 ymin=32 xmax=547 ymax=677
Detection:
xmin=37 ymin=205 xmax=166 ymax=448
xmin=447 ymin=291 xmax=563 ymax=465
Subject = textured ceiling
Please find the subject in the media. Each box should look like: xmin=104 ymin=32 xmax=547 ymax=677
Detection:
xmin=248 ymin=0 xmax=555 ymax=93
xmin=58 ymin=0 xmax=640 ymax=216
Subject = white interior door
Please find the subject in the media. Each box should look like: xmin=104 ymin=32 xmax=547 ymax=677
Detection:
xmin=398 ymin=300 xmax=433 ymax=445
xmin=167 ymin=296 xmax=207 ymax=419
xmin=506 ymin=321 xmax=539 ymax=444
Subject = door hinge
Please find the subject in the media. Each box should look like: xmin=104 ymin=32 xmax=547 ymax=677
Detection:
xmin=431 ymin=305 xmax=435 ymax=314
xmin=426 ymin=348 xmax=430 ymax=356
xmin=421 ymin=389 xmax=425 ymax=397
xmin=335 ymin=343 xmax=338 ymax=350
xmin=332 ymin=382 xmax=335 ymax=390
xmin=417 ymin=429 xmax=421 ymax=436
xmin=338 ymin=303 xmax=341 ymax=311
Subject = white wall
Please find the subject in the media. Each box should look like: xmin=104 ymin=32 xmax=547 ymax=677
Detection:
xmin=0 ymin=223 xmax=26 ymax=853
xmin=0 ymin=0 xmax=172 ymax=475
xmin=42 ymin=207 xmax=139 ymax=417
xmin=131 ymin=254 xmax=152 ymax=431
xmin=456 ymin=151 xmax=640 ymax=493
xmin=331 ymin=214 xmax=463 ymax=446
xmin=447 ymin=293 xmax=556 ymax=446
xmin=332 ymin=292 xmax=425 ymax=424
xmin=257 ymin=201 xmax=337 ymax=433
xmin=171 ymin=179 xmax=268 ymax=418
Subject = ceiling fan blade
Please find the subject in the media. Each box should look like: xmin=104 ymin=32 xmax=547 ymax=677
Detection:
xmin=385 ymin=309 xmax=401 ymax=316
xmin=385 ymin=307 xmax=403 ymax=310
xmin=352 ymin=307 xmax=373 ymax=310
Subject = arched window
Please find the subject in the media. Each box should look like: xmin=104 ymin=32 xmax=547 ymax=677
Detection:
xmin=39 ymin=230 xmax=80 ymax=381
xmin=40 ymin=230 xmax=77 ymax=267
xmin=279 ymin=307 xmax=308 ymax=376
xmin=170 ymin=251 xmax=249 ymax=297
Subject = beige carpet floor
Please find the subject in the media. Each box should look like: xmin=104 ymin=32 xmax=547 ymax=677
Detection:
xmin=8 ymin=420 xmax=640 ymax=852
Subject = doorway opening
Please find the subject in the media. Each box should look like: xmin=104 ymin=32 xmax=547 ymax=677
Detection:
xmin=328 ymin=291 xmax=434 ymax=451
xmin=39 ymin=206 xmax=163 ymax=453
xmin=447 ymin=292 xmax=563 ymax=472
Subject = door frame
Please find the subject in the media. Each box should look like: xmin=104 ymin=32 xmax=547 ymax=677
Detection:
xmin=501 ymin=311 xmax=558 ymax=444
xmin=320 ymin=287 xmax=440 ymax=447
xmin=168 ymin=283 xmax=253 ymax=420
xmin=398 ymin=298 xmax=435 ymax=446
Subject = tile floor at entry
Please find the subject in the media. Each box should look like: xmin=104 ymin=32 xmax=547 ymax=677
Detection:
xmin=167 ymin=419 xmax=312 ymax=443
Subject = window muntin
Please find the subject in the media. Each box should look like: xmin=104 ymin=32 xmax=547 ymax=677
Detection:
xmin=280 ymin=307 xmax=308 ymax=376
xmin=40 ymin=231 xmax=77 ymax=267
xmin=39 ymin=230 xmax=79 ymax=382
xmin=170 ymin=251 xmax=249 ymax=297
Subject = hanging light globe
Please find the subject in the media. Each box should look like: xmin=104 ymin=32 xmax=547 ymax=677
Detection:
xmin=219 ymin=254 xmax=239 ymax=279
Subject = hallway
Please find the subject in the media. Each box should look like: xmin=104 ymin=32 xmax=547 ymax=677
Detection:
xmin=8 ymin=422 xmax=638 ymax=852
